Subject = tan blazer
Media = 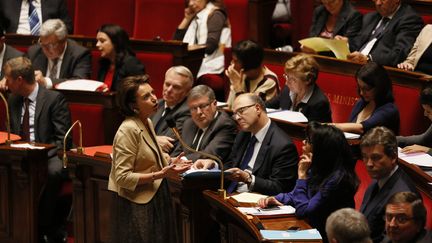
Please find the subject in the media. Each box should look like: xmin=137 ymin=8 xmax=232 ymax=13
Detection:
xmin=403 ymin=24 xmax=432 ymax=68
xmin=108 ymin=117 xmax=168 ymax=204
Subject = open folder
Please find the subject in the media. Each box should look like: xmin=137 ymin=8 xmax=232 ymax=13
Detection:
xmin=299 ymin=37 xmax=350 ymax=60
xmin=260 ymin=229 xmax=322 ymax=241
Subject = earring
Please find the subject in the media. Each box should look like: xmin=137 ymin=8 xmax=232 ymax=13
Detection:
xmin=133 ymin=108 xmax=139 ymax=114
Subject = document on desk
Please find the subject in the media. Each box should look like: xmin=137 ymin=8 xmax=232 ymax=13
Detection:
xmin=56 ymin=79 xmax=104 ymax=91
xmin=398 ymin=148 xmax=432 ymax=168
xmin=299 ymin=37 xmax=350 ymax=60
xmin=237 ymin=205 xmax=295 ymax=216
xmin=10 ymin=143 xmax=45 ymax=149
xmin=267 ymin=110 xmax=308 ymax=123
xmin=261 ymin=229 xmax=322 ymax=241
xmin=230 ymin=192 xmax=269 ymax=204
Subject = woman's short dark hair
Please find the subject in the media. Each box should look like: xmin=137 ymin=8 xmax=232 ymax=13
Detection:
xmin=232 ymin=40 xmax=263 ymax=71
xmin=97 ymin=24 xmax=134 ymax=66
xmin=419 ymin=82 xmax=432 ymax=106
xmin=117 ymin=75 xmax=150 ymax=117
xmin=355 ymin=62 xmax=394 ymax=107
xmin=306 ymin=122 xmax=358 ymax=194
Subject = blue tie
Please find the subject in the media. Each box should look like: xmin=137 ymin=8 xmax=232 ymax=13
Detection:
xmin=28 ymin=0 xmax=40 ymax=35
xmin=227 ymin=136 xmax=257 ymax=193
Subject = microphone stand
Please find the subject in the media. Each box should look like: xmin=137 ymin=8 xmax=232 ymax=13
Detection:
xmin=63 ymin=120 xmax=84 ymax=168
xmin=166 ymin=117 xmax=226 ymax=199
xmin=0 ymin=92 xmax=12 ymax=145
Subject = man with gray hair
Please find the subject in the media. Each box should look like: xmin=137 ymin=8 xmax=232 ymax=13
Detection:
xmin=171 ymin=85 xmax=237 ymax=161
xmin=326 ymin=208 xmax=372 ymax=243
xmin=151 ymin=66 xmax=194 ymax=153
xmin=27 ymin=18 xmax=91 ymax=88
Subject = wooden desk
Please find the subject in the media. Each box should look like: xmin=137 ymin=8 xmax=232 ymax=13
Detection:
xmin=0 ymin=143 xmax=55 ymax=243
xmin=203 ymin=190 xmax=322 ymax=243
xmin=66 ymin=147 xmax=221 ymax=243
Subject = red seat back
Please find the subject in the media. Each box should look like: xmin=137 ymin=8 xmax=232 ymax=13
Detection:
xmin=224 ymin=0 xmax=249 ymax=44
xmin=90 ymin=50 xmax=101 ymax=80
xmin=68 ymin=103 xmax=105 ymax=146
xmin=73 ymin=0 xmax=135 ymax=36
xmin=0 ymin=101 xmax=6 ymax=131
xmin=133 ymin=0 xmax=184 ymax=40
xmin=290 ymin=0 xmax=314 ymax=49
xmin=354 ymin=160 xmax=372 ymax=210
xmin=135 ymin=52 xmax=173 ymax=97
xmin=420 ymin=190 xmax=432 ymax=229
xmin=316 ymin=72 xmax=358 ymax=123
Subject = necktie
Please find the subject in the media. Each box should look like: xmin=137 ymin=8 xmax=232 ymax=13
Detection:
xmin=227 ymin=136 xmax=258 ymax=193
xmin=371 ymin=17 xmax=390 ymax=40
xmin=49 ymin=58 xmax=59 ymax=79
xmin=194 ymin=17 xmax=199 ymax=44
xmin=154 ymin=107 xmax=171 ymax=133
xmin=28 ymin=0 xmax=40 ymax=35
xmin=191 ymin=129 xmax=204 ymax=150
xmin=21 ymin=98 xmax=30 ymax=142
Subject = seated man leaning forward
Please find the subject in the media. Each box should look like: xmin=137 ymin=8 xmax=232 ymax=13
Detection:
xmin=193 ymin=93 xmax=298 ymax=196
xmin=359 ymin=126 xmax=418 ymax=243
xmin=171 ymin=84 xmax=237 ymax=162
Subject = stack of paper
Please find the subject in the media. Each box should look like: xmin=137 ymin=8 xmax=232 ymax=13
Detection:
xmin=56 ymin=79 xmax=104 ymax=91
xmin=260 ymin=229 xmax=322 ymax=241
xmin=230 ymin=192 xmax=268 ymax=204
xmin=267 ymin=110 xmax=308 ymax=123
xmin=237 ymin=205 xmax=296 ymax=216
xmin=398 ymin=148 xmax=432 ymax=168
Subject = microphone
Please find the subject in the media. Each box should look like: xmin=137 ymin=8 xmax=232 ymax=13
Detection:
xmin=0 ymin=92 xmax=12 ymax=145
xmin=62 ymin=120 xmax=84 ymax=168
xmin=166 ymin=116 xmax=226 ymax=199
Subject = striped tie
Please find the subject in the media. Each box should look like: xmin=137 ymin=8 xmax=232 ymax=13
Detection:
xmin=28 ymin=0 xmax=40 ymax=35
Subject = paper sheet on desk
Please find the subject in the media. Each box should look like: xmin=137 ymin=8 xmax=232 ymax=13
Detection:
xmin=10 ymin=143 xmax=45 ymax=149
xmin=267 ymin=110 xmax=308 ymax=123
xmin=237 ymin=205 xmax=295 ymax=216
xmin=398 ymin=148 xmax=432 ymax=168
xmin=56 ymin=79 xmax=104 ymax=91
xmin=261 ymin=229 xmax=322 ymax=240
xmin=299 ymin=37 xmax=350 ymax=60
xmin=230 ymin=192 xmax=268 ymax=204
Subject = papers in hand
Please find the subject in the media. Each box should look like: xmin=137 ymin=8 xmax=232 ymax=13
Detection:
xmin=344 ymin=132 xmax=360 ymax=140
xmin=398 ymin=147 xmax=432 ymax=168
xmin=56 ymin=79 xmax=104 ymax=91
xmin=260 ymin=229 xmax=322 ymax=241
xmin=237 ymin=205 xmax=295 ymax=216
xmin=230 ymin=192 xmax=269 ymax=204
xmin=10 ymin=143 xmax=45 ymax=149
xmin=299 ymin=37 xmax=350 ymax=60
xmin=267 ymin=110 xmax=308 ymax=123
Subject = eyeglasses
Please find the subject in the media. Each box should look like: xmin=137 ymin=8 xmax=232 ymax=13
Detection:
xmin=384 ymin=214 xmax=414 ymax=224
xmin=283 ymin=73 xmax=299 ymax=83
xmin=38 ymin=39 xmax=61 ymax=49
xmin=232 ymin=104 xmax=256 ymax=118
xmin=190 ymin=101 xmax=213 ymax=112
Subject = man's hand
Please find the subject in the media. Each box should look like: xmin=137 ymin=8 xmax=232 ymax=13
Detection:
xmin=34 ymin=70 xmax=47 ymax=87
xmin=298 ymin=152 xmax=312 ymax=179
xmin=0 ymin=78 xmax=7 ymax=91
xmin=156 ymin=135 xmax=175 ymax=153
xmin=225 ymin=168 xmax=250 ymax=183
xmin=225 ymin=63 xmax=243 ymax=93
xmin=347 ymin=52 xmax=368 ymax=64
xmin=192 ymin=159 xmax=217 ymax=170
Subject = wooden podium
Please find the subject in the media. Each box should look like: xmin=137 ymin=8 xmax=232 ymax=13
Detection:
xmin=203 ymin=190 xmax=322 ymax=243
xmin=0 ymin=139 xmax=54 ymax=243
xmin=65 ymin=146 xmax=221 ymax=243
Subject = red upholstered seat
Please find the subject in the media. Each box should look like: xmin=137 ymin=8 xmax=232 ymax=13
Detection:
xmin=224 ymin=0 xmax=249 ymax=44
xmin=290 ymin=0 xmax=314 ymax=49
xmin=73 ymin=0 xmax=135 ymax=36
xmin=135 ymin=52 xmax=173 ymax=97
xmin=68 ymin=103 xmax=105 ymax=147
xmin=264 ymin=63 xmax=285 ymax=89
xmin=90 ymin=50 xmax=101 ymax=80
xmin=420 ymin=190 xmax=432 ymax=229
xmin=0 ymin=101 xmax=6 ymax=131
xmin=197 ymin=74 xmax=227 ymax=101
xmin=354 ymin=160 xmax=372 ymax=210
xmin=133 ymin=0 xmax=184 ymax=40
xmin=393 ymin=84 xmax=429 ymax=136
xmin=316 ymin=72 xmax=358 ymax=123
xmin=422 ymin=15 xmax=432 ymax=25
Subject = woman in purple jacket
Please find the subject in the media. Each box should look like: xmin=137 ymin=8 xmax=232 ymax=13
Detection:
xmin=258 ymin=122 xmax=358 ymax=241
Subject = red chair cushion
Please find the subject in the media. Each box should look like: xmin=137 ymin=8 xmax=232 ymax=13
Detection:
xmin=224 ymin=0 xmax=249 ymax=44
xmin=354 ymin=160 xmax=372 ymax=210
xmin=68 ymin=103 xmax=104 ymax=147
xmin=135 ymin=52 xmax=173 ymax=97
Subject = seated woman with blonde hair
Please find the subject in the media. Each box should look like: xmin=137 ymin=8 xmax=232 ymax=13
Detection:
xmin=266 ymin=54 xmax=332 ymax=122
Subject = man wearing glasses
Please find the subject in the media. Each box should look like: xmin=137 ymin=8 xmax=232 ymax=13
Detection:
xmin=359 ymin=127 xmax=418 ymax=243
xmin=193 ymin=93 xmax=298 ymax=196
xmin=382 ymin=191 xmax=432 ymax=243
xmin=27 ymin=18 xmax=91 ymax=88
xmin=171 ymin=85 xmax=237 ymax=162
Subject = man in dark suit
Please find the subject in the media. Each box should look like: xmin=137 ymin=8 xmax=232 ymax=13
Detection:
xmin=0 ymin=24 xmax=23 ymax=81
xmin=151 ymin=66 xmax=193 ymax=153
xmin=27 ymin=19 xmax=91 ymax=89
xmin=194 ymin=93 xmax=298 ymax=196
xmin=360 ymin=126 xmax=418 ymax=243
xmin=172 ymin=85 xmax=237 ymax=162
xmin=343 ymin=0 xmax=423 ymax=67
xmin=4 ymin=56 xmax=71 ymax=243
xmin=0 ymin=0 xmax=73 ymax=34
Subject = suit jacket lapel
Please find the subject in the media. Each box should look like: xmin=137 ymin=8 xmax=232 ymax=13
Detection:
xmin=199 ymin=112 xmax=220 ymax=148
xmin=136 ymin=117 xmax=166 ymax=168
xmin=34 ymin=87 xmax=47 ymax=140
xmin=234 ymin=132 xmax=252 ymax=168
xmin=333 ymin=3 xmax=350 ymax=36
xmin=363 ymin=14 xmax=381 ymax=44
xmin=252 ymin=123 xmax=273 ymax=173
xmin=59 ymin=42 xmax=72 ymax=78
xmin=360 ymin=180 xmax=378 ymax=213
